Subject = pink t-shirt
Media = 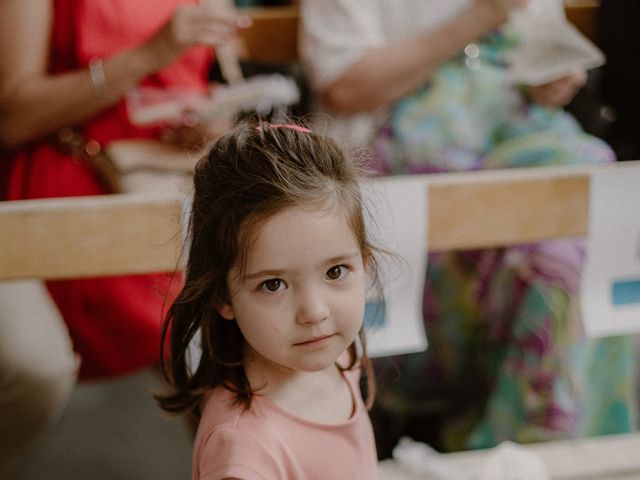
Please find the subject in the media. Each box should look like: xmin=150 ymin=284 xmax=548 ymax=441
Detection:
xmin=192 ymin=368 xmax=378 ymax=479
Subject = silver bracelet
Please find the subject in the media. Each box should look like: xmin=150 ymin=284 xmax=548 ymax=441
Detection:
xmin=88 ymin=57 xmax=116 ymax=102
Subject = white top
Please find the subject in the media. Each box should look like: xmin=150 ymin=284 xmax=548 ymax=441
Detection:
xmin=192 ymin=367 xmax=378 ymax=479
xmin=300 ymin=0 xmax=469 ymax=91
xmin=299 ymin=0 xmax=573 ymax=150
xmin=299 ymin=0 xmax=470 ymax=148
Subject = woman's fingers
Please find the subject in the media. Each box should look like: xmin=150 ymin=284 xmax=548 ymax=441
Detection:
xmin=476 ymin=0 xmax=530 ymax=25
xmin=526 ymin=70 xmax=587 ymax=108
xmin=162 ymin=115 xmax=234 ymax=151
xmin=170 ymin=6 xmax=247 ymax=48
xmin=150 ymin=4 xmax=250 ymax=63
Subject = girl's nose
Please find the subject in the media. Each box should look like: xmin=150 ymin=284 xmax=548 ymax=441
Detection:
xmin=295 ymin=288 xmax=330 ymax=325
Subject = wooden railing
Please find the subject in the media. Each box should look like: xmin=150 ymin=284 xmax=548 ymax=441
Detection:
xmin=3 ymin=162 xmax=637 ymax=281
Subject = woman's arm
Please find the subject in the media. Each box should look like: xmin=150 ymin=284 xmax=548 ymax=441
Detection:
xmin=319 ymin=0 xmax=528 ymax=114
xmin=0 ymin=0 xmax=245 ymax=150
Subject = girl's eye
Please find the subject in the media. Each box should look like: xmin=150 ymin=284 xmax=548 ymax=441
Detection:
xmin=326 ymin=265 xmax=348 ymax=281
xmin=261 ymin=279 xmax=285 ymax=293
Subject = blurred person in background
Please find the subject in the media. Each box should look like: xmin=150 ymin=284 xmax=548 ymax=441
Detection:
xmin=300 ymin=0 xmax=635 ymax=457
xmin=0 ymin=0 xmax=248 ymax=476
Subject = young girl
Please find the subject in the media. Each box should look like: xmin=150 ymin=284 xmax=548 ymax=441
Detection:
xmin=157 ymin=120 xmax=380 ymax=479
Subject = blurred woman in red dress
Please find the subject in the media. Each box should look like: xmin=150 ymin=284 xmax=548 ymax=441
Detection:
xmin=0 ymin=0 xmax=247 ymax=475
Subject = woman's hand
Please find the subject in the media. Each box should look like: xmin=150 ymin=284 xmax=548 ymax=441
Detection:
xmin=161 ymin=113 xmax=234 ymax=151
xmin=525 ymin=69 xmax=587 ymax=109
xmin=145 ymin=3 xmax=251 ymax=68
xmin=0 ymin=0 xmax=250 ymax=149
xmin=475 ymin=0 xmax=529 ymax=24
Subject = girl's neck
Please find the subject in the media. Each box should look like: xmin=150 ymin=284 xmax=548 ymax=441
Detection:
xmin=245 ymin=360 xmax=354 ymax=424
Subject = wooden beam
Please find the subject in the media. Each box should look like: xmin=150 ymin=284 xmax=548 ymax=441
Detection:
xmin=564 ymin=0 xmax=600 ymax=43
xmin=2 ymin=163 xmax=638 ymax=280
xmin=1 ymin=194 xmax=183 ymax=280
xmin=238 ymin=5 xmax=300 ymax=64
xmin=426 ymin=165 xmax=590 ymax=251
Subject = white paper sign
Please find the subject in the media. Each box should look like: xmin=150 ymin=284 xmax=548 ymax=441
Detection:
xmin=361 ymin=177 xmax=429 ymax=357
xmin=581 ymin=165 xmax=640 ymax=337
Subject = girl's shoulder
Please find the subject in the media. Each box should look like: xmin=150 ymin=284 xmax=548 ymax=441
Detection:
xmin=194 ymin=391 xmax=283 ymax=479
xmin=197 ymin=386 xmax=283 ymax=444
xmin=194 ymin=387 xmax=278 ymax=475
xmin=198 ymin=386 xmax=255 ymax=432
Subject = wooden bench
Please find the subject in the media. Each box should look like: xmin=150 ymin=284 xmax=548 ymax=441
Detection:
xmin=0 ymin=162 xmax=634 ymax=280
xmin=1 ymin=163 xmax=639 ymax=478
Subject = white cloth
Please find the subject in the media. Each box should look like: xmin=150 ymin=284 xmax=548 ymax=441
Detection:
xmin=378 ymin=437 xmax=549 ymax=480
xmin=0 ymin=280 xmax=77 ymax=477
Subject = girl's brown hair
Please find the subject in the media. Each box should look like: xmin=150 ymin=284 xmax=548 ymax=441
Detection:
xmin=156 ymin=119 xmax=379 ymax=417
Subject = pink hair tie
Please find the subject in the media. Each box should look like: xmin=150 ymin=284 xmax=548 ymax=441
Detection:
xmin=266 ymin=123 xmax=312 ymax=133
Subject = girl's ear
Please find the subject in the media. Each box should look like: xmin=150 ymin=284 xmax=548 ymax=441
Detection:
xmin=218 ymin=303 xmax=235 ymax=320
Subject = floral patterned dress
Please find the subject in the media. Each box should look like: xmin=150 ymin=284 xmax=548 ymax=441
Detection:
xmin=370 ymin=32 xmax=635 ymax=452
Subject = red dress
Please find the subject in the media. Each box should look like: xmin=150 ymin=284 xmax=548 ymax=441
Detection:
xmin=2 ymin=0 xmax=212 ymax=379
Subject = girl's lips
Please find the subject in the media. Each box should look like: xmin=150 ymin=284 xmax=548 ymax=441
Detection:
xmin=294 ymin=334 xmax=335 ymax=346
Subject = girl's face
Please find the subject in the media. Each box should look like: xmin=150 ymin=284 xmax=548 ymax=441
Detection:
xmin=218 ymin=202 xmax=366 ymax=381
